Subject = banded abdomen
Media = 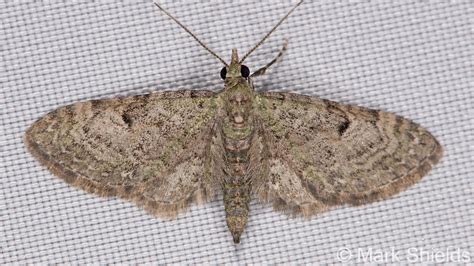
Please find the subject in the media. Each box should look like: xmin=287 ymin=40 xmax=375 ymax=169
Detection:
xmin=222 ymin=136 xmax=252 ymax=244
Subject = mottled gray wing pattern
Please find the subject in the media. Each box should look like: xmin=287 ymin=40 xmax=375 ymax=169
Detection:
xmin=24 ymin=90 xmax=221 ymax=218
xmin=255 ymin=92 xmax=442 ymax=217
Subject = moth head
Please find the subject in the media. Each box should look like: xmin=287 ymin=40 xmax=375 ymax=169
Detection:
xmin=154 ymin=1 xmax=302 ymax=83
xmin=220 ymin=49 xmax=250 ymax=80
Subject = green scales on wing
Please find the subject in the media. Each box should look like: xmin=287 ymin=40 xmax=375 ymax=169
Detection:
xmin=25 ymin=91 xmax=222 ymax=217
xmin=24 ymin=1 xmax=442 ymax=244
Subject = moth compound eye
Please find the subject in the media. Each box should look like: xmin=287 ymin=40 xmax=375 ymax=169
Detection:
xmin=241 ymin=65 xmax=250 ymax=78
xmin=220 ymin=67 xmax=227 ymax=80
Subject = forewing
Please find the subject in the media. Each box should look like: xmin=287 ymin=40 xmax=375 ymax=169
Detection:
xmin=25 ymin=90 xmax=220 ymax=218
xmin=255 ymin=92 xmax=442 ymax=217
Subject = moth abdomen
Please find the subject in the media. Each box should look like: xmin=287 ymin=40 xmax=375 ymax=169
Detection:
xmin=223 ymin=176 xmax=251 ymax=244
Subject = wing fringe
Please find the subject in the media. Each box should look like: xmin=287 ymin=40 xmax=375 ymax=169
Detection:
xmin=24 ymin=130 xmax=214 ymax=219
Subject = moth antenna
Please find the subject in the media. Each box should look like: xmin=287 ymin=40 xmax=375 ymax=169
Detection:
xmin=239 ymin=0 xmax=303 ymax=64
xmin=153 ymin=2 xmax=228 ymax=66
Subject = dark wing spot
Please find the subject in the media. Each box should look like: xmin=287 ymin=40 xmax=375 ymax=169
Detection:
xmin=121 ymin=113 xmax=133 ymax=127
xmin=337 ymin=120 xmax=350 ymax=136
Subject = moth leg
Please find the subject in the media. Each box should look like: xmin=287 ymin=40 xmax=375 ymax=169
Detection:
xmin=250 ymin=38 xmax=288 ymax=78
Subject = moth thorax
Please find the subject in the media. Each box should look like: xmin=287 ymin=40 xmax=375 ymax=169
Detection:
xmin=225 ymin=90 xmax=252 ymax=127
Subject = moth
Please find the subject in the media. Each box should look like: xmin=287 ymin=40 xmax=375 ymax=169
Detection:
xmin=24 ymin=1 xmax=442 ymax=244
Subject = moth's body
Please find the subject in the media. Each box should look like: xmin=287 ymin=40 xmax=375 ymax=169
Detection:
xmin=220 ymin=49 xmax=256 ymax=243
xmin=24 ymin=1 xmax=442 ymax=244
